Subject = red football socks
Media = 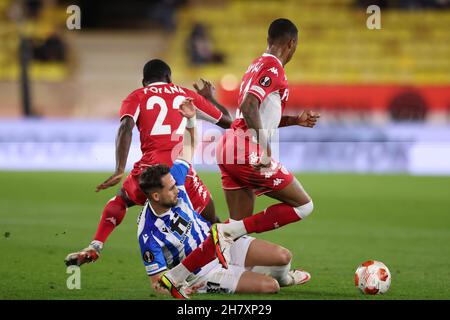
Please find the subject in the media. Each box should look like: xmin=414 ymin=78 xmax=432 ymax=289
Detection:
xmin=93 ymin=195 xmax=128 ymax=243
xmin=243 ymin=203 xmax=301 ymax=234
xmin=181 ymin=235 xmax=216 ymax=272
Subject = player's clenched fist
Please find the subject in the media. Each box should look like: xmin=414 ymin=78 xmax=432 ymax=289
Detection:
xmin=296 ymin=110 xmax=320 ymax=128
xmin=178 ymin=97 xmax=196 ymax=118
xmin=193 ymin=78 xmax=216 ymax=100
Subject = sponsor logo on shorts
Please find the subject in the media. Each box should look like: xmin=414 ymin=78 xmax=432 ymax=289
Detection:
xmin=262 ymin=161 xmax=279 ymax=178
xmin=205 ymin=281 xmax=231 ymax=294
xmin=273 ymin=178 xmax=284 ymax=187
xmin=263 ymin=170 xmax=275 ymax=179
xmin=249 ymin=152 xmax=259 ymax=165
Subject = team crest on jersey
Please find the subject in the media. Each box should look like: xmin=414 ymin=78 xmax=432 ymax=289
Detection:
xmin=143 ymin=250 xmax=154 ymax=263
xmin=259 ymin=76 xmax=272 ymax=87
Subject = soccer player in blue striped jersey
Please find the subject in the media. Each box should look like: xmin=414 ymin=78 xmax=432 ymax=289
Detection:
xmin=137 ymin=98 xmax=311 ymax=299
xmin=137 ymin=159 xmax=210 ymax=276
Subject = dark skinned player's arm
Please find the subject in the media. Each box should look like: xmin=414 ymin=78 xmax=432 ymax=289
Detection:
xmin=193 ymin=79 xmax=233 ymax=129
xmin=208 ymin=96 xmax=233 ymax=129
xmin=95 ymin=116 xmax=135 ymax=192
xmin=115 ymin=116 xmax=135 ymax=174
xmin=279 ymin=111 xmax=321 ymax=128
xmin=240 ymin=93 xmax=271 ymax=157
xmin=278 ymin=115 xmax=299 ymax=127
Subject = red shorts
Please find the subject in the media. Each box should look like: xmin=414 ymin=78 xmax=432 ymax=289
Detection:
xmin=216 ymin=129 xmax=294 ymax=196
xmin=122 ymin=165 xmax=211 ymax=213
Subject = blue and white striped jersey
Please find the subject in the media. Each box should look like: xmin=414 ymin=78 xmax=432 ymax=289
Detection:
xmin=137 ymin=159 xmax=211 ymax=276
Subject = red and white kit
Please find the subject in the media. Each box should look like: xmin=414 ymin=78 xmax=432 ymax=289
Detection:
xmin=216 ymin=53 xmax=294 ymax=195
xmin=120 ymin=82 xmax=223 ymax=212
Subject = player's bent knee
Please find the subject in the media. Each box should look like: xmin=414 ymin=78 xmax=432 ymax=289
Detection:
xmin=293 ymin=200 xmax=314 ymax=220
xmin=260 ymin=278 xmax=280 ymax=294
xmin=274 ymin=247 xmax=292 ymax=266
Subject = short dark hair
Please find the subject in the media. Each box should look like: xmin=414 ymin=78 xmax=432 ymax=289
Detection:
xmin=268 ymin=18 xmax=298 ymax=43
xmin=143 ymin=59 xmax=171 ymax=83
xmin=139 ymin=164 xmax=171 ymax=196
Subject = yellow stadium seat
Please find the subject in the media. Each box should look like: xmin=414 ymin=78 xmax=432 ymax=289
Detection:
xmin=168 ymin=0 xmax=449 ymax=85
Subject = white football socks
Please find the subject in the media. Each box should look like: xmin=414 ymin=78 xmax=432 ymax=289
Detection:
xmin=221 ymin=220 xmax=248 ymax=240
xmin=252 ymin=263 xmax=293 ymax=287
xmin=89 ymin=240 xmax=103 ymax=253
xmin=166 ymin=263 xmax=190 ymax=286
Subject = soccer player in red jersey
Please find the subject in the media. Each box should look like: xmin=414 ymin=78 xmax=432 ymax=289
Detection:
xmin=137 ymin=99 xmax=310 ymax=299
xmin=211 ymin=18 xmax=320 ymax=259
xmin=65 ymin=59 xmax=232 ymax=266
xmin=157 ymin=19 xmax=320 ymax=297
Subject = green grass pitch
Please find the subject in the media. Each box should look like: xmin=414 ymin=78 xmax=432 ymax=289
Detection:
xmin=1 ymin=171 xmax=449 ymax=300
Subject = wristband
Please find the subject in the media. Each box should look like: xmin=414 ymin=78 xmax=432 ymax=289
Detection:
xmin=186 ymin=117 xmax=196 ymax=128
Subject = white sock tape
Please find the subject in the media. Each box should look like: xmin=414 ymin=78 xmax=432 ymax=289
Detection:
xmin=293 ymin=201 xmax=314 ymax=219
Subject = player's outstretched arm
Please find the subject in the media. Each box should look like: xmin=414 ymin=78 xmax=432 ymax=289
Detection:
xmin=279 ymin=110 xmax=321 ymax=128
xmin=193 ymin=78 xmax=233 ymax=129
xmin=95 ymin=116 xmax=135 ymax=192
xmin=178 ymin=98 xmax=197 ymax=163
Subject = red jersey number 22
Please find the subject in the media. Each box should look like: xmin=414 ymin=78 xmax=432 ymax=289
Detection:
xmin=146 ymin=95 xmax=187 ymax=135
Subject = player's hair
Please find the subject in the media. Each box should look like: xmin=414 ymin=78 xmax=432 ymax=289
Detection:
xmin=139 ymin=164 xmax=171 ymax=195
xmin=142 ymin=59 xmax=171 ymax=84
xmin=268 ymin=18 xmax=298 ymax=44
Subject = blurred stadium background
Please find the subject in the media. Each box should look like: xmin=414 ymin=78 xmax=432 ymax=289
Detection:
xmin=1 ymin=0 xmax=450 ymax=299
xmin=1 ymin=0 xmax=450 ymax=173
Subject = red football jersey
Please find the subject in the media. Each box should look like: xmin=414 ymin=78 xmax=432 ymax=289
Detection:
xmin=119 ymin=82 xmax=223 ymax=167
xmin=232 ymin=53 xmax=289 ymax=134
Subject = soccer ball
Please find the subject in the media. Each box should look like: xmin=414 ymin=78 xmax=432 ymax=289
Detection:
xmin=354 ymin=260 xmax=391 ymax=295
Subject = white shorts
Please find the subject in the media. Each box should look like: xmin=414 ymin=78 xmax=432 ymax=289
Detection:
xmin=186 ymin=235 xmax=255 ymax=294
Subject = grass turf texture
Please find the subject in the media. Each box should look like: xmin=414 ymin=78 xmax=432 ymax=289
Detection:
xmin=1 ymin=171 xmax=449 ymax=300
